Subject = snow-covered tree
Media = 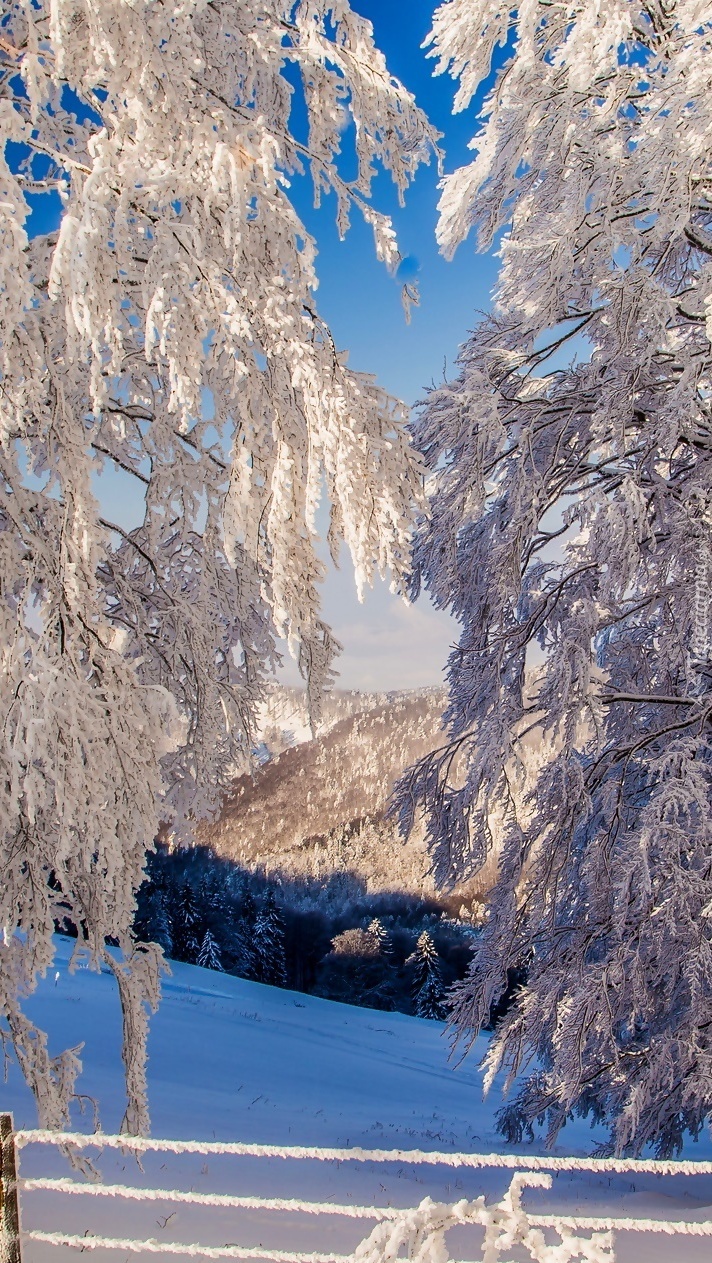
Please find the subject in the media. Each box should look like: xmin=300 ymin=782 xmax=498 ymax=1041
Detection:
xmin=317 ymin=925 xmax=395 ymax=1010
xmin=0 ymin=0 xmax=437 ymax=1130
xmin=135 ymin=884 xmax=173 ymax=958
xmin=408 ymin=931 xmax=444 ymax=1021
xmin=229 ymin=922 xmax=256 ymax=981
xmin=197 ymin=928 xmax=224 ymax=973
xmin=367 ymin=917 xmax=392 ymax=956
xmin=329 ymin=927 xmax=380 ymax=959
xmin=395 ymin=0 xmax=712 ymax=1154
xmin=228 ymin=884 xmax=257 ymax=979
xmin=253 ymin=890 xmax=287 ymax=986
xmin=172 ymin=883 xmax=202 ymax=964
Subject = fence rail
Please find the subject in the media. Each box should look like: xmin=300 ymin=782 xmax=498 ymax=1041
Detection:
xmin=5 ymin=1114 xmax=712 ymax=1263
xmin=15 ymin=1128 xmax=712 ymax=1176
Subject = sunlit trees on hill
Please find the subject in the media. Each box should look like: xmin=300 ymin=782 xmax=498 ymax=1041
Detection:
xmin=395 ymin=0 xmax=712 ymax=1155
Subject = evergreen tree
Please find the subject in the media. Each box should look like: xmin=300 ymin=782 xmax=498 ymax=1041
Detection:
xmin=409 ymin=932 xmax=445 ymax=1021
xmin=133 ymin=874 xmax=172 ymax=954
xmin=367 ymin=918 xmax=392 ymax=957
xmin=172 ymin=883 xmax=202 ymax=964
xmin=197 ymin=928 xmax=224 ymax=972
xmin=228 ymin=886 xmax=257 ymax=979
xmin=253 ymin=891 xmax=287 ymax=987
xmin=240 ymin=886 xmax=257 ymax=927
xmin=198 ymin=867 xmax=226 ymax=918
xmin=144 ymin=886 xmax=173 ymax=957
xmin=230 ymin=923 xmax=256 ymax=981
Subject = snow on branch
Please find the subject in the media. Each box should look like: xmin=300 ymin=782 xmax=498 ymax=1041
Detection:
xmin=0 ymin=0 xmax=438 ymax=1131
xmin=398 ymin=0 xmax=712 ymax=1157
xmin=354 ymin=1177 xmax=613 ymax=1263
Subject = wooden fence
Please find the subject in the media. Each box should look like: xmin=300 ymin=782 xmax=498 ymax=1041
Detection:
xmin=4 ymin=1113 xmax=712 ymax=1263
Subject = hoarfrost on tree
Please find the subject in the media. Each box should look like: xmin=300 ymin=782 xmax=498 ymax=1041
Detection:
xmin=408 ymin=930 xmax=445 ymax=1021
xmin=367 ymin=917 xmax=391 ymax=955
xmin=354 ymin=1174 xmax=613 ymax=1263
xmin=395 ymin=0 xmax=712 ymax=1155
xmin=197 ymin=928 xmax=223 ymax=973
xmin=0 ymin=0 xmax=438 ymax=1133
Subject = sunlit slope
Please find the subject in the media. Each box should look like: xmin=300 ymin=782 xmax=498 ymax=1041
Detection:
xmin=201 ymin=690 xmax=448 ymax=892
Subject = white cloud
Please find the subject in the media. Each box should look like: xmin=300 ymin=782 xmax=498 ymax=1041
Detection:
xmin=276 ymin=569 xmax=456 ymax=692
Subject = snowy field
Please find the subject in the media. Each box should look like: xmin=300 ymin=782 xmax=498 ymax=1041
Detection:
xmin=4 ymin=936 xmax=712 ymax=1263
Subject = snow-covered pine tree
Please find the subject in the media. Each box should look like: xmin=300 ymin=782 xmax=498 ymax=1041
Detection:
xmin=229 ymin=923 xmax=256 ymax=982
xmin=197 ymin=928 xmax=224 ymax=973
xmin=409 ymin=931 xmax=445 ymax=1021
xmin=253 ymin=891 xmax=287 ymax=987
xmin=152 ymin=894 xmax=174 ymax=960
xmin=0 ymin=0 xmax=438 ymax=1130
xmin=229 ymin=885 xmax=257 ymax=979
xmin=135 ymin=884 xmax=173 ymax=959
xmin=395 ymin=0 xmax=712 ymax=1156
xmin=239 ymin=887 xmax=257 ymax=927
xmin=172 ymin=884 xmax=202 ymax=965
xmin=367 ymin=917 xmax=392 ymax=957
xmin=198 ymin=870 xmax=226 ymax=918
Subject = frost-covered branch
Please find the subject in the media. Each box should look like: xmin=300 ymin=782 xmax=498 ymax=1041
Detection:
xmin=395 ymin=0 xmax=712 ymax=1156
xmin=0 ymin=0 xmax=438 ymax=1131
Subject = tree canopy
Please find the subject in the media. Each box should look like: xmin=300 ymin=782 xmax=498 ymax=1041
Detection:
xmin=395 ymin=0 xmax=712 ymax=1155
xmin=0 ymin=0 xmax=437 ymax=1132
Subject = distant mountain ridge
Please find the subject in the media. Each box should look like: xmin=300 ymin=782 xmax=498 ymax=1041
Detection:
xmin=254 ymin=683 xmax=447 ymax=751
xmin=200 ymin=687 xmax=456 ymax=897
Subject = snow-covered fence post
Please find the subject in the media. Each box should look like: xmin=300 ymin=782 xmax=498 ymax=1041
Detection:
xmin=0 ymin=1114 xmax=22 ymax=1263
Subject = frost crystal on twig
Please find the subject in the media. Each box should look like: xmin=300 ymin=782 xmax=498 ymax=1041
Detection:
xmin=354 ymin=1174 xmax=613 ymax=1263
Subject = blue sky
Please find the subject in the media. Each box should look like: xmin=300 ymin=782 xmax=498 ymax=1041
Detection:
xmin=26 ymin=1 xmax=501 ymax=692
xmin=276 ymin=0 xmax=499 ymax=691
xmin=287 ymin=0 xmax=500 ymax=409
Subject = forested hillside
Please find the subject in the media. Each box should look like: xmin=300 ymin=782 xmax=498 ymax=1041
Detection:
xmin=119 ymin=689 xmax=499 ymax=1023
xmin=201 ymin=688 xmax=467 ymax=897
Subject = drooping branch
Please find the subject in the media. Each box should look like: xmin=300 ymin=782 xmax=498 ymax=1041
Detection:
xmin=0 ymin=0 xmax=437 ymax=1131
xmin=398 ymin=0 xmax=712 ymax=1157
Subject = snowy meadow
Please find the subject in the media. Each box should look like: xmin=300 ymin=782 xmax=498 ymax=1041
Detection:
xmin=6 ymin=939 xmax=712 ymax=1263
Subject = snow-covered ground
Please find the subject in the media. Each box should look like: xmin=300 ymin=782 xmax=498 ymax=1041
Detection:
xmin=4 ymin=936 xmax=712 ymax=1263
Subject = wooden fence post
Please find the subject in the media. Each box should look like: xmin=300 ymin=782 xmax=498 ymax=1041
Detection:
xmin=0 ymin=1113 xmax=22 ymax=1263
